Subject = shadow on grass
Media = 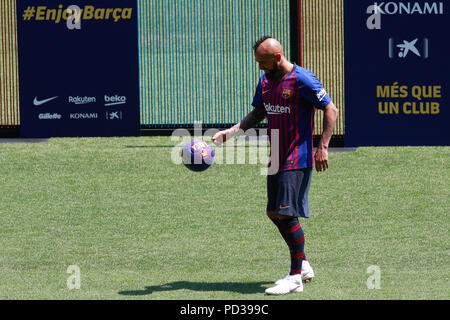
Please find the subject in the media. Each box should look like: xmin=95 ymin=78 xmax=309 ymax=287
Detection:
xmin=125 ymin=145 xmax=175 ymax=148
xmin=118 ymin=281 xmax=272 ymax=296
xmin=124 ymin=145 xmax=251 ymax=149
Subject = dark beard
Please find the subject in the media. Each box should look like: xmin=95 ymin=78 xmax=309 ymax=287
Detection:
xmin=265 ymin=62 xmax=285 ymax=82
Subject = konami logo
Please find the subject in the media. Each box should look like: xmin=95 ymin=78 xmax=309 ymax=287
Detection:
xmin=70 ymin=113 xmax=98 ymax=119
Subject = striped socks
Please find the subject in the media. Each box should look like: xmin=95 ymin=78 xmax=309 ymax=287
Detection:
xmin=271 ymin=217 xmax=306 ymax=275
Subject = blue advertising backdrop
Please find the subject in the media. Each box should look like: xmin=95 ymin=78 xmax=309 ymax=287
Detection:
xmin=16 ymin=0 xmax=140 ymax=138
xmin=344 ymin=0 xmax=449 ymax=146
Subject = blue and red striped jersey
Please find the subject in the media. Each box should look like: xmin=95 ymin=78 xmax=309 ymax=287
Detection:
xmin=252 ymin=64 xmax=332 ymax=172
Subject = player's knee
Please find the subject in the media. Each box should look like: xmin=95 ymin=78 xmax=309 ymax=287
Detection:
xmin=266 ymin=211 xmax=277 ymax=220
xmin=276 ymin=214 xmax=292 ymax=220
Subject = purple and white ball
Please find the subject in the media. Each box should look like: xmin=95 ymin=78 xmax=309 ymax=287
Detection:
xmin=181 ymin=139 xmax=214 ymax=172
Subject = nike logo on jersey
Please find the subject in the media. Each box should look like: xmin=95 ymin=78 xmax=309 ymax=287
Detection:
xmin=33 ymin=96 xmax=58 ymax=106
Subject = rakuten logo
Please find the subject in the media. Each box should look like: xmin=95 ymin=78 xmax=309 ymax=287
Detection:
xmin=264 ymin=103 xmax=291 ymax=115
xmin=69 ymin=96 xmax=96 ymax=105
xmin=104 ymin=95 xmax=126 ymax=106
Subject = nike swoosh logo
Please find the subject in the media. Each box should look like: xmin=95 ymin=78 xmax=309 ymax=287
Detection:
xmin=279 ymin=205 xmax=290 ymax=210
xmin=33 ymin=96 xmax=58 ymax=106
xmin=290 ymin=285 xmax=302 ymax=292
xmin=262 ymin=90 xmax=270 ymax=94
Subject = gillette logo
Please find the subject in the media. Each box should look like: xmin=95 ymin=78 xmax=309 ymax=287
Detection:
xmin=38 ymin=113 xmax=62 ymax=120
xmin=264 ymin=103 xmax=291 ymax=115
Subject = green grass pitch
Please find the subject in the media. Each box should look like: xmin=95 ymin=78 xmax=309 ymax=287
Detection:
xmin=0 ymin=137 xmax=448 ymax=299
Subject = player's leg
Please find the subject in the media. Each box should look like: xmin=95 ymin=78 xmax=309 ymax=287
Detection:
xmin=275 ymin=170 xmax=309 ymax=277
xmin=267 ymin=173 xmax=289 ymax=243
xmin=265 ymin=213 xmax=305 ymax=294
xmin=276 ymin=215 xmax=305 ymax=277
xmin=266 ymin=170 xmax=310 ymax=275
xmin=266 ymin=173 xmax=294 ymax=254
xmin=265 ymin=170 xmax=308 ymax=295
xmin=266 ymin=210 xmax=292 ymax=251
xmin=295 ymin=168 xmax=314 ymax=282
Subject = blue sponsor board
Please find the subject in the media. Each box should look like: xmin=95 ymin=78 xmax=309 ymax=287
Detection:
xmin=344 ymin=1 xmax=449 ymax=146
xmin=16 ymin=0 xmax=140 ymax=137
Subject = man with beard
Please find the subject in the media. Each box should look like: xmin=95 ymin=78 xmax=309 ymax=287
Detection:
xmin=212 ymin=36 xmax=338 ymax=295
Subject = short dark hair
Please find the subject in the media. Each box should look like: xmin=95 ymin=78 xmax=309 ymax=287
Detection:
xmin=253 ymin=35 xmax=272 ymax=52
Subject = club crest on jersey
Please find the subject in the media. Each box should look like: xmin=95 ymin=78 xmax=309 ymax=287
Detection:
xmin=282 ymin=88 xmax=292 ymax=99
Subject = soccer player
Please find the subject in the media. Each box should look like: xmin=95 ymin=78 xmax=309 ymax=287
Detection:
xmin=212 ymin=36 xmax=338 ymax=295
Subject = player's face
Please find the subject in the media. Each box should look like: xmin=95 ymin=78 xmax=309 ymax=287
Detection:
xmin=254 ymin=53 xmax=282 ymax=81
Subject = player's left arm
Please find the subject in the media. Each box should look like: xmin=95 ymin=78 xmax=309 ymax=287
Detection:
xmin=315 ymin=102 xmax=338 ymax=172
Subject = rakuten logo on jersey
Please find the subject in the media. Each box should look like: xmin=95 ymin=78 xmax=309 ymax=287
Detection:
xmin=264 ymin=103 xmax=291 ymax=115
xmin=104 ymin=95 xmax=126 ymax=106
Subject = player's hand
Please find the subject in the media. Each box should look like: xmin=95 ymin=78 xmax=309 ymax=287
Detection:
xmin=314 ymin=146 xmax=329 ymax=172
xmin=212 ymin=130 xmax=228 ymax=147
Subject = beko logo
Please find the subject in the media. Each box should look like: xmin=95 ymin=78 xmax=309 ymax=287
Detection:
xmin=104 ymin=95 xmax=126 ymax=106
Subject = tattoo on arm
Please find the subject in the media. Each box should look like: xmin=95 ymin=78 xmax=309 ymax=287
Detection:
xmin=239 ymin=108 xmax=266 ymax=132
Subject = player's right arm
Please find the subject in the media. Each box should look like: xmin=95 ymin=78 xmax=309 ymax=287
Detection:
xmin=212 ymin=107 xmax=266 ymax=147
xmin=212 ymin=78 xmax=266 ymax=147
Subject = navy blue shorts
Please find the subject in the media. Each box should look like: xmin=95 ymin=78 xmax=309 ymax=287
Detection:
xmin=267 ymin=168 xmax=312 ymax=218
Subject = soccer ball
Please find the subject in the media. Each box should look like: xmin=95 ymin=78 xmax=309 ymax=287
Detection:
xmin=181 ymin=139 xmax=214 ymax=172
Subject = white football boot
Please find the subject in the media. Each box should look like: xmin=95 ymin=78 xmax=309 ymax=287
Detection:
xmin=265 ymin=274 xmax=303 ymax=295
xmin=275 ymin=261 xmax=315 ymax=285
xmin=301 ymin=260 xmax=314 ymax=283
